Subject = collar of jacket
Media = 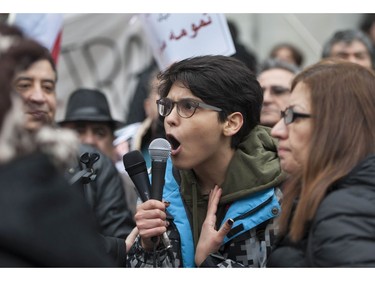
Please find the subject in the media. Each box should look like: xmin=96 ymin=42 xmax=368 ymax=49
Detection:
xmin=178 ymin=125 xmax=286 ymax=247
xmin=180 ymin=125 xmax=286 ymax=206
xmin=332 ymin=153 xmax=375 ymax=190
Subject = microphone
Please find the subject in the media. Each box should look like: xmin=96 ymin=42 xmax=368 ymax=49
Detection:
xmin=123 ymin=150 xmax=151 ymax=203
xmin=148 ymin=138 xmax=172 ymax=250
xmin=122 ymin=148 xmax=172 ymax=251
xmin=148 ymin=138 xmax=172 ymax=201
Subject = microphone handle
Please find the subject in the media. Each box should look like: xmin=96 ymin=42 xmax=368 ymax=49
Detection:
xmin=130 ymin=172 xmax=151 ymax=202
xmin=150 ymin=161 xmax=171 ymax=248
xmin=151 ymin=160 xmax=167 ymax=201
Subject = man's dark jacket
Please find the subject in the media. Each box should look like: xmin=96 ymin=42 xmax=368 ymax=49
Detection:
xmin=70 ymin=144 xmax=135 ymax=239
xmin=0 ymin=152 xmax=116 ymax=267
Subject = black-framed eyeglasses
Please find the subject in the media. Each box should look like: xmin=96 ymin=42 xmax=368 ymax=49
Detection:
xmin=156 ymin=98 xmax=222 ymax=119
xmin=281 ymin=106 xmax=312 ymax=125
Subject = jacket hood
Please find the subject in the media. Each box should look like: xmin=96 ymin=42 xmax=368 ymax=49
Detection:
xmin=219 ymin=125 xmax=285 ymax=204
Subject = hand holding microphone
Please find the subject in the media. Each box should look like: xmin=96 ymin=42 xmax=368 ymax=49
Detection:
xmin=123 ymin=141 xmax=172 ymax=250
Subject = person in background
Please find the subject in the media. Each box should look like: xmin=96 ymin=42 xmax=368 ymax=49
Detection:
xmin=58 ymin=88 xmax=138 ymax=217
xmin=114 ymin=70 xmax=165 ymax=169
xmin=4 ymin=23 xmax=137 ymax=266
xmin=14 ymin=51 xmax=135 ymax=242
xmin=59 ymin=88 xmax=124 ymax=163
xmin=322 ymin=29 xmax=374 ymax=69
xmin=124 ymin=59 xmax=158 ymax=126
xmin=267 ymin=60 xmax=375 ymax=267
xmin=269 ymin=43 xmax=304 ymax=68
xmin=0 ymin=23 xmax=116 ymax=267
xmin=258 ymin=58 xmax=300 ymax=128
xmin=127 ymin=55 xmax=285 ymax=268
xmin=227 ymin=19 xmax=258 ymax=73
xmin=257 ymin=59 xmax=300 ymax=176
xmin=359 ymin=13 xmax=375 ymax=49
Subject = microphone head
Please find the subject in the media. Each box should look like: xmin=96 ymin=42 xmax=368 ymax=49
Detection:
xmin=123 ymin=150 xmax=147 ymax=176
xmin=149 ymin=138 xmax=171 ymax=162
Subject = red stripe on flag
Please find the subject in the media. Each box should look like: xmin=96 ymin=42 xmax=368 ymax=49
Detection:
xmin=51 ymin=30 xmax=63 ymax=65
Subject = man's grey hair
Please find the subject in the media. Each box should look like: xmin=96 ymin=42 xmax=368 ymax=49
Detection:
xmin=257 ymin=58 xmax=301 ymax=76
xmin=321 ymin=29 xmax=374 ymax=67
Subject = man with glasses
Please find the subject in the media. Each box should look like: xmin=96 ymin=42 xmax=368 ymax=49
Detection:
xmin=257 ymin=58 xmax=300 ymax=127
xmin=126 ymin=55 xmax=285 ymax=268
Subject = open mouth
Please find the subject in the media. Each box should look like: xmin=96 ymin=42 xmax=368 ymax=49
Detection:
xmin=166 ymin=134 xmax=181 ymax=151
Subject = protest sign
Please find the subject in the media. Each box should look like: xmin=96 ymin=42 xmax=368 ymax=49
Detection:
xmin=139 ymin=13 xmax=235 ymax=70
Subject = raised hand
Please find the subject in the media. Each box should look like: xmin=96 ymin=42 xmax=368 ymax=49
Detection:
xmin=195 ymin=185 xmax=234 ymax=266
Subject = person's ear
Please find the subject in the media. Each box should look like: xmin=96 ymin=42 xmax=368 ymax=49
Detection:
xmin=223 ymin=112 xmax=243 ymax=137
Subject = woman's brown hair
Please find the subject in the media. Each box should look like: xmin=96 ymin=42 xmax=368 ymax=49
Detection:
xmin=279 ymin=60 xmax=375 ymax=241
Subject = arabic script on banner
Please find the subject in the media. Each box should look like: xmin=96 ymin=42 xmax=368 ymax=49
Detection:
xmin=140 ymin=13 xmax=235 ymax=70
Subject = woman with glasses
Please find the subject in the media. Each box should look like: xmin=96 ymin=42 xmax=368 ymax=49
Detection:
xmin=267 ymin=60 xmax=375 ymax=267
xmin=270 ymin=107 xmax=309 ymax=176
xmin=126 ymin=55 xmax=285 ymax=267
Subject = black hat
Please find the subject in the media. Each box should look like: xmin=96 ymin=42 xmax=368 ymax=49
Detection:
xmin=58 ymin=88 xmax=124 ymax=129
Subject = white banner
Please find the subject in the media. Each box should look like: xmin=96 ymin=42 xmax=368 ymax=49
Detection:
xmin=139 ymin=13 xmax=235 ymax=71
xmin=55 ymin=14 xmax=153 ymax=123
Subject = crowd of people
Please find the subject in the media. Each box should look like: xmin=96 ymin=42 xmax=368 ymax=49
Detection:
xmin=1 ymin=13 xmax=375 ymax=268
